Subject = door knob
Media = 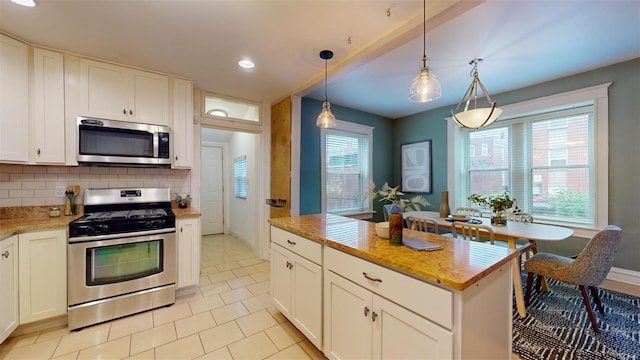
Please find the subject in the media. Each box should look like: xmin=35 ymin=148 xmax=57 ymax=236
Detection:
xmin=1 ymin=251 xmax=9 ymax=258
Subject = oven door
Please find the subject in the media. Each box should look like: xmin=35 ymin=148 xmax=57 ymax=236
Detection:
xmin=68 ymin=230 xmax=176 ymax=307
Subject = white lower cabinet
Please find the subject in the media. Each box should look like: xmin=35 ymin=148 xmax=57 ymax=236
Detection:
xmin=270 ymin=227 xmax=322 ymax=350
xmin=0 ymin=235 xmax=19 ymax=344
xmin=18 ymin=229 xmax=67 ymax=324
xmin=176 ymin=217 xmax=201 ymax=289
xmin=324 ymin=268 xmax=453 ymax=360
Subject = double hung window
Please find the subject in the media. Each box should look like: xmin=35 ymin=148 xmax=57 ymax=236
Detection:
xmin=234 ymin=156 xmax=247 ymax=199
xmin=321 ymin=120 xmax=373 ymax=217
xmin=449 ymin=84 xmax=610 ymax=236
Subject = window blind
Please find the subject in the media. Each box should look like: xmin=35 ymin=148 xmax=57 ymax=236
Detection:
xmin=325 ymin=130 xmax=369 ymax=214
xmin=234 ymin=157 xmax=247 ymax=199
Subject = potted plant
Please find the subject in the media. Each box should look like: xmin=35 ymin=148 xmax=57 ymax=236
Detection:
xmin=468 ymin=192 xmax=518 ymax=225
xmin=369 ymin=181 xmax=430 ymax=217
xmin=176 ymin=194 xmax=192 ymax=209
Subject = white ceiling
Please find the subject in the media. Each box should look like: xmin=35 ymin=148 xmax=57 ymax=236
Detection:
xmin=1 ymin=0 xmax=639 ymax=120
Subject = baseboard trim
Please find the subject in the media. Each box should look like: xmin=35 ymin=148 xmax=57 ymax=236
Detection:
xmin=607 ymin=266 xmax=640 ymax=286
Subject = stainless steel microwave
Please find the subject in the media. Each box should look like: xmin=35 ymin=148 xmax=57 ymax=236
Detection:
xmin=77 ymin=117 xmax=171 ymax=167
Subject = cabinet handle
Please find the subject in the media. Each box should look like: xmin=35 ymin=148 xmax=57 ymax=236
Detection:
xmin=364 ymin=306 xmax=370 ymax=317
xmin=287 ymin=239 xmax=297 ymax=245
xmin=372 ymin=311 xmax=378 ymax=322
xmin=175 ymin=156 xmax=179 ymax=161
xmin=123 ymin=109 xmax=127 ymax=114
xmin=2 ymin=251 xmax=9 ymax=258
xmin=180 ymin=227 xmax=183 ymax=233
xmin=37 ymin=148 xmax=41 ymax=156
xmin=362 ymin=272 xmax=383 ymax=283
xmin=130 ymin=110 xmax=133 ymax=115
xmin=286 ymin=261 xmax=293 ymax=269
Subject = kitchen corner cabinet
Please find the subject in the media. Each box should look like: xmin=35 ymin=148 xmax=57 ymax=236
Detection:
xmin=18 ymin=229 xmax=67 ymax=324
xmin=176 ymin=217 xmax=201 ymax=289
xmin=323 ymin=247 xmax=453 ymax=360
xmin=171 ymin=78 xmax=194 ymax=169
xmin=31 ymin=48 xmax=66 ymax=164
xmin=0 ymin=235 xmax=19 ymax=344
xmin=270 ymin=227 xmax=323 ymax=349
xmin=0 ymin=34 xmax=29 ymax=163
xmin=79 ymin=58 xmax=169 ymax=126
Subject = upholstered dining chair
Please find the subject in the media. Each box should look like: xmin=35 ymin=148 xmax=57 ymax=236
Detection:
xmin=524 ymin=225 xmax=623 ymax=334
xmin=408 ymin=216 xmax=440 ymax=234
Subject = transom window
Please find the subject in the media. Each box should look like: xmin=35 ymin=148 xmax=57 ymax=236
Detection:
xmin=320 ymin=120 xmax=373 ymax=217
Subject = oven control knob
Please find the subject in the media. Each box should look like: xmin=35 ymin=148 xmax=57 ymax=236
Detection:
xmin=84 ymin=225 xmax=95 ymax=234
xmin=146 ymin=221 xmax=154 ymax=229
xmin=98 ymin=225 xmax=109 ymax=233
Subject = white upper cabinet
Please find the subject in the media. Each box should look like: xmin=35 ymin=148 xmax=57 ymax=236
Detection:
xmin=0 ymin=34 xmax=29 ymax=163
xmin=79 ymin=58 xmax=169 ymax=126
xmin=31 ymin=48 xmax=65 ymax=164
xmin=171 ymin=78 xmax=194 ymax=168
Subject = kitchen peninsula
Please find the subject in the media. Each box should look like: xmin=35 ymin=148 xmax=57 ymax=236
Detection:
xmin=269 ymin=214 xmax=518 ymax=359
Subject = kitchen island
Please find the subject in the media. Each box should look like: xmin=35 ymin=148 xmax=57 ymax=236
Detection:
xmin=269 ymin=214 xmax=518 ymax=360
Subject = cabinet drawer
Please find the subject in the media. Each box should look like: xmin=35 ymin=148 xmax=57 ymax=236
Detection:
xmin=271 ymin=227 xmax=322 ymax=265
xmin=325 ymin=247 xmax=452 ymax=329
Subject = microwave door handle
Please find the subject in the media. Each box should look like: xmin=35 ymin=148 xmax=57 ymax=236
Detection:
xmin=153 ymin=132 xmax=159 ymax=159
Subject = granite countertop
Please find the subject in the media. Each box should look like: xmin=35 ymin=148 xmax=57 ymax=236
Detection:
xmin=0 ymin=205 xmax=201 ymax=240
xmin=269 ymin=214 xmax=518 ymax=291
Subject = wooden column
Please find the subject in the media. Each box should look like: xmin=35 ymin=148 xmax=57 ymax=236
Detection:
xmin=270 ymin=97 xmax=291 ymax=219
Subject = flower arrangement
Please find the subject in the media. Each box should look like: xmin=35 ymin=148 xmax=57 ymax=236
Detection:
xmin=369 ymin=181 xmax=430 ymax=212
xmin=176 ymin=194 xmax=192 ymax=208
xmin=468 ymin=192 xmax=518 ymax=225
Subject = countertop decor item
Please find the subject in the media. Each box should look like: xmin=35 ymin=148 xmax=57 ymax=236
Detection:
xmin=64 ymin=185 xmax=80 ymax=216
xmin=389 ymin=212 xmax=403 ymax=246
xmin=176 ymin=194 xmax=192 ymax=208
xmin=439 ymin=190 xmax=450 ymax=218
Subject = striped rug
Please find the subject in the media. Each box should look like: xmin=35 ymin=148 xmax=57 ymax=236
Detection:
xmin=512 ymin=278 xmax=640 ymax=360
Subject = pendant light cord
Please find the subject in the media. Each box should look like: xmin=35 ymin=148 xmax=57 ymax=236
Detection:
xmin=324 ymin=58 xmax=328 ymax=102
xmin=422 ymin=0 xmax=426 ymax=58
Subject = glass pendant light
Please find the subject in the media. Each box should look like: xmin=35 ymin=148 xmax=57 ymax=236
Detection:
xmin=317 ymin=50 xmax=336 ymax=128
xmin=451 ymin=59 xmax=502 ymax=129
xmin=408 ymin=0 xmax=441 ymax=103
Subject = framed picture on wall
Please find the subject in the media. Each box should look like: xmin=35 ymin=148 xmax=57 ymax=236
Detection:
xmin=401 ymin=140 xmax=432 ymax=194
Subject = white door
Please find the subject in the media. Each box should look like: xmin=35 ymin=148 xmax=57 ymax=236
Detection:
xmin=201 ymin=146 xmax=224 ymax=235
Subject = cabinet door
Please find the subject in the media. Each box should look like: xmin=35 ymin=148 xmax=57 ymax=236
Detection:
xmin=0 ymin=235 xmax=19 ymax=344
xmin=270 ymin=243 xmax=292 ymax=318
xmin=176 ymin=218 xmax=201 ymax=289
xmin=80 ymin=59 xmax=129 ymax=121
xmin=372 ymin=295 xmax=453 ymax=360
xmin=291 ymin=253 xmax=322 ymax=349
xmin=0 ymin=35 xmax=29 ymax=162
xmin=129 ymin=69 xmax=169 ymax=125
xmin=18 ymin=229 xmax=66 ymax=324
xmin=324 ymin=271 xmax=372 ymax=360
xmin=171 ymin=78 xmax=193 ymax=168
xmin=32 ymin=48 xmax=65 ymax=164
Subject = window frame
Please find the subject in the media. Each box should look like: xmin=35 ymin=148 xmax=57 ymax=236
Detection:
xmin=447 ymin=83 xmax=611 ymax=238
xmin=320 ymin=120 xmax=374 ymax=219
xmin=234 ymin=156 xmax=247 ymax=199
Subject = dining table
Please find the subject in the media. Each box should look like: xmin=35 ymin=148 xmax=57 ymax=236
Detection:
xmin=403 ymin=210 xmax=574 ymax=318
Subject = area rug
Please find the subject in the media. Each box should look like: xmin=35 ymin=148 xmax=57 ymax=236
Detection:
xmin=512 ymin=278 xmax=640 ymax=360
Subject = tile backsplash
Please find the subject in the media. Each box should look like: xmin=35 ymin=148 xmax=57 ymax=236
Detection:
xmin=0 ymin=164 xmax=191 ymax=207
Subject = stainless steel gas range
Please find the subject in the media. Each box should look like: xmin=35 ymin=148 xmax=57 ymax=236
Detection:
xmin=67 ymin=188 xmax=176 ymax=330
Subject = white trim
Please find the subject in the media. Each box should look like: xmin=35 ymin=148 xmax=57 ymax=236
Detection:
xmin=607 ymin=267 xmax=640 ymax=286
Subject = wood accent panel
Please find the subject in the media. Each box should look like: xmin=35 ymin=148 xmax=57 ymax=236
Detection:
xmin=270 ymin=97 xmax=291 ymax=219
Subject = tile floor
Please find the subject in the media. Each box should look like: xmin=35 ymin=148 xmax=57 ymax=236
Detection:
xmin=0 ymin=234 xmax=327 ymax=360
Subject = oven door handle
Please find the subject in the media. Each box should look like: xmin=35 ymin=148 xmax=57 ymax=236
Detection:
xmin=68 ymin=228 xmax=176 ymax=243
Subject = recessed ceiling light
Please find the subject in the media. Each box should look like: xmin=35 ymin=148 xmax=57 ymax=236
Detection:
xmin=207 ymin=109 xmax=228 ymax=117
xmin=238 ymin=59 xmax=255 ymax=69
xmin=11 ymin=0 xmax=36 ymax=7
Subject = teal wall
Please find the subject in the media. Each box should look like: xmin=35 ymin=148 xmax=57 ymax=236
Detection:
xmin=299 ymin=58 xmax=639 ymax=271
xmin=300 ymin=98 xmax=394 ymax=221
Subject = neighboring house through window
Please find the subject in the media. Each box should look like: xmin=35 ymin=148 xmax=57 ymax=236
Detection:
xmin=321 ymin=120 xmax=373 ymax=218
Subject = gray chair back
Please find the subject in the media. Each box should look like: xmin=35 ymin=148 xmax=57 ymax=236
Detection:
xmin=569 ymin=225 xmax=622 ymax=286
